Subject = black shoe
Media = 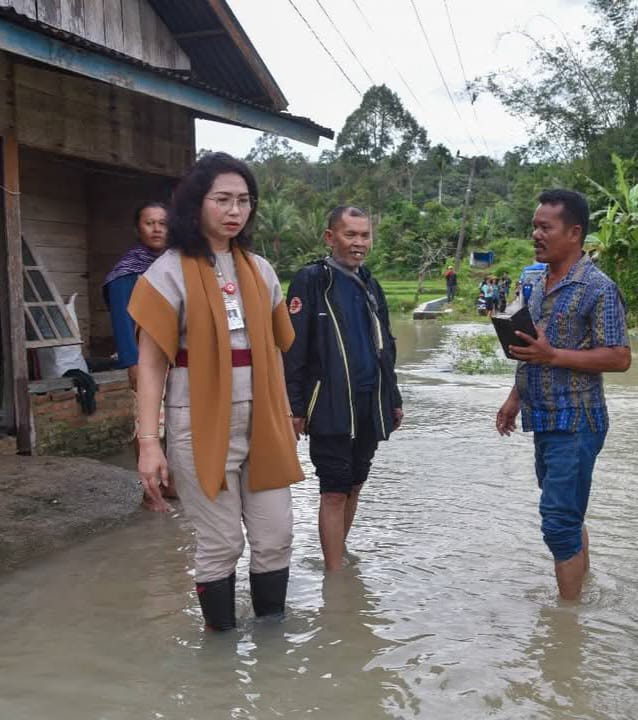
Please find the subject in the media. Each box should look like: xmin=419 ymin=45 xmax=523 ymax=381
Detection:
xmin=249 ymin=567 xmax=289 ymax=618
xmin=196 ymin=573 xmax=236 ymax=630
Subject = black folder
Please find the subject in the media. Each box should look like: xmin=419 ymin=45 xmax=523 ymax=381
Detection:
xmin=491 ymin=306 xmax=538 ymax=359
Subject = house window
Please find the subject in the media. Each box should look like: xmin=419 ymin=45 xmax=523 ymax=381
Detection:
xmin=22 ymin=238 xmax=81 ymax=348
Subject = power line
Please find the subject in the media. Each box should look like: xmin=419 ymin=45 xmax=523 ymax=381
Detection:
xmin=313 ymin=0 xmax=375 ymax=86
xmin=442 ymin=0 xmax=491 ymax=155
xmin=286 ymin=0 xmax=361 ymax=96
xmin=349 ymin=0 xmax=422 ymax=109
xmin=349 ymin=0 xmax=456 ymax=149
xmin=408 ymin=0 xmax=479 ymax=152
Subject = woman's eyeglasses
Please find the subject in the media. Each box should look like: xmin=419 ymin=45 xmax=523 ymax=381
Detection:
xmin=205 ymin=195 xmax=253 ymax=212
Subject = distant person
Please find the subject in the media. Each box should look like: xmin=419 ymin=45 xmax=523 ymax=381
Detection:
xmin=496 ymin=279 xmax=507 ymax=313
xmin=103 ymin=201 xmax=176 ymax=512
xmin=481 ymin=278 xmax=494 ymax=317
xmin=502 ymin=272 xmax=512 ymax=297
xmin=284 ymin=206 xmax=403 ymax=571
xmin=444 ymin=265 xmax=457 ymax=302
xmin=496 ymin=189 xmax=631 ymax=601
xmin=522 ymin=278 xmax=534 ymax=306
xmin=476 ymin=291 xmax=487 ymax=316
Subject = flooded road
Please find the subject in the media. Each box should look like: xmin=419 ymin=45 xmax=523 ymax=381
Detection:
xmin=1 ymin=319 xmax=637 ymax=719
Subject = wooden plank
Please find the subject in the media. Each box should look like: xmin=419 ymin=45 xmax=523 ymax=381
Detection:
xmin=138 ymin=0 xmax=160 ymax=66
xmin=32 ymin=246 xmax=86 ymax=273
xmin=21 ymin=220 xmax=86 ymax=248
xmin=21 ymin=194 xmax=87 ymax=224
xmin=14 ymin=65 xmax=192 ymax=176
xmin=82 ymin=0 xmax=105 ymax=44
xmin=0 ymin=52 xmax=10 ymax=133
xmin=103 ymin=0 xmax=124 ymax=53
xmin=59 ymin=0 xmax=84 ymax=35
xmin=36 ymin=0 xmax=61 ymax=26
xmin=2 ymin=131 xmax=31 ymax=452
xmin=122 ymin=0 xmax=143 ymax=61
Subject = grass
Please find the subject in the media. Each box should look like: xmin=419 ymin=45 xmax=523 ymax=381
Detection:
xmin=281 ymin=279 xmax=445 ymax=313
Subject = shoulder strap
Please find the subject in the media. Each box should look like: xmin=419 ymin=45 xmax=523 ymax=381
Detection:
xmin=325 ymin=256 xmax=379 ymax=313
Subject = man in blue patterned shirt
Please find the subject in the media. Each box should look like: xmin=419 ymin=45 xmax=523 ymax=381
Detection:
xmin=496 ymin=189 xmax=631 ymax=601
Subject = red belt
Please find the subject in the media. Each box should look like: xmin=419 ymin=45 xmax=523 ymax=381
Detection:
xmin=174 ymin=348 xmax=252 ymax=368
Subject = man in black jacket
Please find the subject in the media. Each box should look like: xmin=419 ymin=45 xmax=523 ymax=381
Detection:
xmin=284 ymin=206 xmax=403 ymax=570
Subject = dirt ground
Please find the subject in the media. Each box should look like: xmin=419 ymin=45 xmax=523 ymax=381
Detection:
xmin=0 ymin=455 xmax=142 ymax=574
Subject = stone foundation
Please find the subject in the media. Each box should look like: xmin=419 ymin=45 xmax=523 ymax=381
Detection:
xmin=29 ymin=371 xmax=134 ymax=457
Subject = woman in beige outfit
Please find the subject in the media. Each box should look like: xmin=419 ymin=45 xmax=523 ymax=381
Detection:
xmin=128 ymin=153 xmax=303 ymax=630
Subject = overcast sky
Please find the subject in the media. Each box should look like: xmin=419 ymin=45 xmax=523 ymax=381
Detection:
xmin=196 ymin=0 xmax=594 ymax=160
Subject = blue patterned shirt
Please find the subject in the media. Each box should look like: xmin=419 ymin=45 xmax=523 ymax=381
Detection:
xmin=515 ymin=254 xmax=628 ymax=433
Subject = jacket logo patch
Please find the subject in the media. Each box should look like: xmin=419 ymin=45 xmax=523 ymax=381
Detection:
xmin=289 ymin=297 xmax=303 ymax=314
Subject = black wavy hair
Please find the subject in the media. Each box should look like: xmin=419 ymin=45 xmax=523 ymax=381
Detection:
xmin=133 ymin=201 xmax=167 ymax=228
xmin=168 ymin=152 xmax=259 ymax=257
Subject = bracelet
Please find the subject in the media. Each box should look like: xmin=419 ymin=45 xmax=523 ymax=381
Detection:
xmin=138 ymin=433 xmax=159 ymax=440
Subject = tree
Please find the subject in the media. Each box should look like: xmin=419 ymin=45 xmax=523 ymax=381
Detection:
xmin=585 ymin=154 xmax=638 ymax=315
xmin=430 ymin=144 xmax=453 ymax=203
xmin=246 ymin=133 xmax=307 ymax=194
xmin=481 ymin=0 xmax=638 ymax=176
xmin=336 ymin=85 xmax=429 ymax=213
xmin=255 ymin=198 xmax=299 ymax=266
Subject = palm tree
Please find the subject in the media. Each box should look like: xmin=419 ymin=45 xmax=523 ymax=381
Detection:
xmin=431 ymin=144 xmax=453 ymax=204
xmin=256 ymin=198 xmax=299 ymax=266
xmin=295 ymin=208 xmax=327 ymax=262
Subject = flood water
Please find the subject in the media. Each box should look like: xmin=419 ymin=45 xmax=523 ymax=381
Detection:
xmin=1 ymin=318 xmax=637 ymax=719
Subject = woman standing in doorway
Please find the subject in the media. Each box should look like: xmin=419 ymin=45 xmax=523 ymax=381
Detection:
xmin=103 ymin=201 xmax=175 ymax=512
xmin=128 ymin=152 xmax=302 ymax=630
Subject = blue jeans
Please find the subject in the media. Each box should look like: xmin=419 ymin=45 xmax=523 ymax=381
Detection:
xmin=534 ymin=428 xmax=606 ymax=562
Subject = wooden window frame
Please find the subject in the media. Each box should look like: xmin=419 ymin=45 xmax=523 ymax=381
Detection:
xmin=22 ymin=237 xmax=82 ymax=349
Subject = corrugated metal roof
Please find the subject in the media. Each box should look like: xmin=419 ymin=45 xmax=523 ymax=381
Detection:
xmin=148 ymin=0 xmax=288 ymax=111
xmin=0 ymin=6 xmax=333 ymax=140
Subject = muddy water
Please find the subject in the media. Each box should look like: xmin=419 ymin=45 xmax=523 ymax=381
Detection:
xmin=1 ymin=320 xmax=637 ymax=720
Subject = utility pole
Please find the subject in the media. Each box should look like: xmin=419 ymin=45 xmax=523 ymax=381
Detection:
xmin=454 ymin=156 xmax=476 ymax=272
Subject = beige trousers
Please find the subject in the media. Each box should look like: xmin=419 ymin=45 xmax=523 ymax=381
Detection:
xmin=166 ymin=401 xmax=293 ymax=583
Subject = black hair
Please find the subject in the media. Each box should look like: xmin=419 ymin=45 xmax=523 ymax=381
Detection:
xmin=168 ymin=152 xmax=258 ymax=257
xmin=133 ymin=201 xmax=167 ymax=228
xmin=538 ymin=189 xmax=589 ymax=244
xmin=327 ymin=205 xmax=367 ymax=231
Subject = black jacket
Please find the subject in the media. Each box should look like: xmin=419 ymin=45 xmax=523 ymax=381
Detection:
xmin=284 ymin=260 xmax=402 ymax=440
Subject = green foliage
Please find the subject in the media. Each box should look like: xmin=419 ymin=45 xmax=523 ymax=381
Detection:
xmin=584 ymin=154 xmax=638 ymax=314
xmin=481 ymin=0 xmax=638 ymax=182
xmin=450 ymin=333 xmax=511 ymax=375
xmin=239 ymin=1 xmax=638 ymax=328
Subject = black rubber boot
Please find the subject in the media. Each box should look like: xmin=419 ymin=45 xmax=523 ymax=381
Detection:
xmin=196 ymin=573 xmax=236 ymax=631
xmin=249 ymin=567 xmax=289 ymax=618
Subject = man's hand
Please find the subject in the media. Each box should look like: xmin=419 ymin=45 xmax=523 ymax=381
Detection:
xmin=292 ymin=417 xmax=307 ymax=440
xmin=127 ymin=364 xmax=139 ymax=391
xmin=496 ymin=388 xmax=520 ymax=437
xmin=509 ymin=326 xmax=557 ymax=365
xmin=392 ymin=408 xmax=404 ymax=430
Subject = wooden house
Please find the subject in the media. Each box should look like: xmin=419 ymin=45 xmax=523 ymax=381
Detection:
xmin=0 ymin=0 xmax=332 ymax=455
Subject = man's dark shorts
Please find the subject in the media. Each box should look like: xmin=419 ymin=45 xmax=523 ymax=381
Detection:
xmin=309 ymin=392 xmax=379 ymax=494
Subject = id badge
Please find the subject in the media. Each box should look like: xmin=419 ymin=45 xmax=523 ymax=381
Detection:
xmin=224 ymin=295 xmax=245 ymax=330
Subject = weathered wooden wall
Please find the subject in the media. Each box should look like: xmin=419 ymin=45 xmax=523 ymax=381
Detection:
xmin=0 ymin=49 xmax=195 ymax=361
xmin=12 ymin=61 xmax=194 ymax=176
xmin=0 ymin=52 xmax=193 ymax=176
xmin=19 ymin=148 xmax=90 ymax=342
xmin=0 ymin=0 xmax=190 ymax=70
